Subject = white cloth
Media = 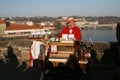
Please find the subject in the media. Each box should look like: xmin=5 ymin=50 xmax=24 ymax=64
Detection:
xmin=31 ymin=41 xmax=44 ymax=59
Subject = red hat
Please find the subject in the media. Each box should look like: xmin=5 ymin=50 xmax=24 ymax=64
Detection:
xmin=67 ymin=17 xmax=74 ymax=23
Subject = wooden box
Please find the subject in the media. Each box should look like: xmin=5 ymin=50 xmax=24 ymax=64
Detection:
xmin=49 ymin=41 xmax=75 ymax=58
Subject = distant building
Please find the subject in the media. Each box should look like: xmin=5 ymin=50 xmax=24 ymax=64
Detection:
xmin=4 ymin=23 xmax=55 ymax=36
xmin=57 ymin=17 xmax=99 ymax=27
xmin=40 ymin=22 xmax=46 ymax=26
xmin=62 ymin=16 xmax=67 ymax=20
xmin=40 ymin=22 xmax=54 ymax=26
xmin=0 ymin=19 xmax=6 ymax=34
xmin=75 ymin=18 xmax=99 ymax=27
xmin=26 ymin=21 xmax=34 ymax=26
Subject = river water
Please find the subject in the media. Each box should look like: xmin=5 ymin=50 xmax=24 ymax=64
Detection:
xmin=81 ymin=28 xmax=117 ymax=42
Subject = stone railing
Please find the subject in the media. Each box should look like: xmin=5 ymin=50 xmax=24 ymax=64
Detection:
xmin=0 ymin=40 xmax=118 ymax=65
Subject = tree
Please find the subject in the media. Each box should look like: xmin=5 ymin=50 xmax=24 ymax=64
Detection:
xmin=54 ymin=21 xmax=63 ymax=30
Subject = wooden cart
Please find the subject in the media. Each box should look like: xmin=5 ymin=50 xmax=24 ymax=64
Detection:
xmin=48 ymin=41 xmax=88 ymax=72
xmin=49 ymin=41 xmax=75 ymax=58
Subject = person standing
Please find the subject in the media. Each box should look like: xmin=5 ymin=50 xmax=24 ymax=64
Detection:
xmin=116 ymin=22 xmax=120 ymax=42
xmin=58 ymin=17 xmax=82 ymax=60
xmin=58 ymin=17 xmax=82 ymax=41
xmin=116 ymin=22 xmax=120 ymax=65
xmin=29 ymin=40 xmax=45 ymax=70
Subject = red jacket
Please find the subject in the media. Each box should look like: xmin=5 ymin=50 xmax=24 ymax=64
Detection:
xmin=58 ymin=26 xmax=82 ymax=41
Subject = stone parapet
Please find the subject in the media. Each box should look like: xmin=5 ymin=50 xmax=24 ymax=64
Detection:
xmin=0 ymin=40 xmax=118 ymax=64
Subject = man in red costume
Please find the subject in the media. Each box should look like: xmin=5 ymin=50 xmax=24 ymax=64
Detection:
xmin=58 ymin=17 xmax=82 ymax=41
xmin=58 ymin=17 xmax=82 ymax=60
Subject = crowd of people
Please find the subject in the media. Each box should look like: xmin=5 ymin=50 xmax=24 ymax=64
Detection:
xmin=40 ymin=54 xmax=85 ymax=80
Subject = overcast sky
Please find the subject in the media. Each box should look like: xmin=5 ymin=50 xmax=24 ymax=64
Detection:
xmin=0 ymin=0 xmax=120 ymax=17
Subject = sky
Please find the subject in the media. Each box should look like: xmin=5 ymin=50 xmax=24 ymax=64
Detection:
xmin=0 ymin=0 xmax=120 ymax=17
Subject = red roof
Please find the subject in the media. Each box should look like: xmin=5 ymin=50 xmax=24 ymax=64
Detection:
xmin=6 ymin=24 xmax=43 ymax=30
xmin=0 ymin=20 xmax=5 ymax=24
